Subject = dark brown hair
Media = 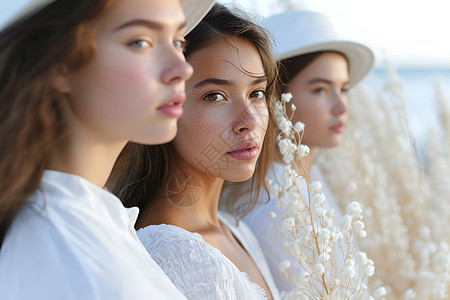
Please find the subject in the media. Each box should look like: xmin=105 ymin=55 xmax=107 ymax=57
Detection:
xmin=107 ymin=3 xmax=279 ymax=219
xmin=279 ymin=51 xmax=348 ymax=91
xmin=0 ymin=0 xmax=114 ymax=246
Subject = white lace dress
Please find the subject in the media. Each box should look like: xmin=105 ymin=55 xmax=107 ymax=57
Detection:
xmin=137 ymin=211 xmax=280 ymax=300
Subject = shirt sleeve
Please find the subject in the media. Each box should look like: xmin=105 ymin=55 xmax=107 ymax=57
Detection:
xmin=0 ymin=210 xmax=96 ymax=300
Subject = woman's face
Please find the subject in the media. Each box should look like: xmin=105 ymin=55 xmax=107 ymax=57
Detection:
xmin=174 ymin=37 xmax=269 ymax=182
xmin=288 ymin=52 xmax=349 ymax=148
xmin=62 ymin=0 xmax=193 ymax=145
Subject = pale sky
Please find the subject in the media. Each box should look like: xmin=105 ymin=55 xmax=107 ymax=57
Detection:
xmin=220 ymin=0 xmax=450 ymax=68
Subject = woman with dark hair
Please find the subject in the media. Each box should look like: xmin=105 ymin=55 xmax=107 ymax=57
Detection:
xmin=0 ymin=0 xmax=213 ymax=299
xmin=108 ymin=3 xmax=280 ymax=299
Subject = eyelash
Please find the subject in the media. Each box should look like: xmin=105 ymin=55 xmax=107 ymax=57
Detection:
xmin=313 ymin=87 xmax=325 ymax=94
xmin=250 ymin=89 xmax=266 ymax=100
xmin=174 ymin=39 xmax=187 ymax=51
xmin=128 ymin=38 xmax=186 ymax=52
xmin=203 ymin=92 xmax=226 ymax=103
xmin=202 ymin=89 xmax=266 ymax=104
xmin=129 ymin=39 xmax=151 ymax=49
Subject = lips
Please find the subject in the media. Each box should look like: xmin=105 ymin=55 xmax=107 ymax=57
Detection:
xmin=157 ymin=93 xmax=186 ymax=118
xmin=227 ymin=141 xmax=259 ymax=160
xmin=330 ymin=122 xmax=345 ymax=133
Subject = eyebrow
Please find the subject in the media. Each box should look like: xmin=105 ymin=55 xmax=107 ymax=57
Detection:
xmin=308 ymin=78 xmax=350 ymax=85
xmin=193 ymin=77 xmax=268 ymax=89
xmin=114 ymin=19 xmax=187 ymax=32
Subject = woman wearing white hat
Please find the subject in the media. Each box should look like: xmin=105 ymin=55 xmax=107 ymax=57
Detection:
xmin=222 ymin=10 xmax=374 ymax=293
xmin=0 ymin=0 xmax=213 ymax=299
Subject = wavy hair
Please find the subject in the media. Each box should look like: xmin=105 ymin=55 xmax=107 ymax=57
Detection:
xmin=0 ymin=0 xmax=114 ymax=246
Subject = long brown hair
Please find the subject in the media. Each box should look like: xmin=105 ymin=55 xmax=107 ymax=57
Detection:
xmin=107 ymin=3 xmax=279 ymax=219
xmin=0 ymin=0 xmax=114 ymax=246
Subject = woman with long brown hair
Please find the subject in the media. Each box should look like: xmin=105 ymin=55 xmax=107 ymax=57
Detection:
xmin=108 ymin=3 xmax=280 ymax=299
xmin=0 ymin=0 xmax=213 ymax=299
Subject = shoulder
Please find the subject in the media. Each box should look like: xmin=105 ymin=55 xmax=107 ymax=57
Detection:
xmin=137 ymin=224 xmax=225 ymax=265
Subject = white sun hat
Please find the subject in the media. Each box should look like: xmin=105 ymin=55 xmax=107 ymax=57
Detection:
xmin=262 ymin=10 xmax=374 ymax=87
xmin=0 ymin=0 xmax=215 ymax=34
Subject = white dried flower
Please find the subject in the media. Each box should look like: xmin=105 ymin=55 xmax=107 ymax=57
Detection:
xmin=319 ymin=253 xmax=331 ymax=263
xmin=343 ymin=259 xmax=355 ymax=279
xmin=402 ymin=289 xmax=416 ymax=299
xmin=281 ymin=92 xmax=293 ymax=103
xmin=293 ymin=121 xmax=305 ymax=132
xmin=312 ymin=206 xmax=324 ymax=219
xmin=342 ymin=215 xmax=353 ymax=231
xmin=352 ymin=220 xmax=365 ymax=237
xmin=310 ymin=181 xmax=322 ymax=194
xmin=291 ymin=103 xmax=296 ymax=111
xmin=346 ymin=201 xmax=362 ymax=218
xmin=374 ymin=287 xmax=387 ymax=299
xmin=282 ymin=217 xmax=295 ymax=233
xmin=312 ymin=193 xmax=325 ymax=206
xmin=268 ymin=212 xmax=277 ymax=219
xmin=279 ymin=260 xmax=291 ymax=272
xmin=298 ymin=272 xmax=310 ymax=286
xmin=269 ymin=184 xmax=281 ymax=199
xmin=298 ymin=144 xmax=310 ymax=157
xmin=313 ymin=263 xmax=325 ymax=276
xmin=355 ymin=252 xmax=368 ymax=265
xmin=364 ymin=259 xmax=375 ymax=277
xmin=318 ymin=228 xmax=331 ymax=243
xmin=278 ymin=118 xmax=292 ymax=134
xmin=278 ymin=138 xmax=290 ymax=154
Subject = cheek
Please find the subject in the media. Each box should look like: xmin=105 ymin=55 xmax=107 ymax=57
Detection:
xmin=175 ymin=107 xmax=228 ymax=151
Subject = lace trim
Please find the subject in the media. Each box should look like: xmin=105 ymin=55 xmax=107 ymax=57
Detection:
xmin=241 ymin=272 xmax=268 ymax=300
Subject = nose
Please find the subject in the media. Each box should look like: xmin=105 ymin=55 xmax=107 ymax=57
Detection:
xmin=232 ymin=102 xmax=259 ymax=135
xmin=331 ymin=89 xmax=348 ymax=116
xmin=161 ymin=49 xmax=193 ymax=84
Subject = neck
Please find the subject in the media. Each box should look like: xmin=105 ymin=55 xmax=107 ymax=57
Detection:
xmin=139 ymin=165 xmax=225 ymax=233
xmin=48 ymin=130 xmax=126 ymax=188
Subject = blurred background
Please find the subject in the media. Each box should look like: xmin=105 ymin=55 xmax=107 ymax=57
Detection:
xmin=220 ymin=0 xmax=450 ymax=156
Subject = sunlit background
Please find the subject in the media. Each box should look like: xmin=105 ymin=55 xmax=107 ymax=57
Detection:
xmin=220 ymin=0 xmax=450 ymax=153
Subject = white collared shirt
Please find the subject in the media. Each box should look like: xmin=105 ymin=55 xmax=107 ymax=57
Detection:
xmin=0 ymin=170 xmax=186 ymax=300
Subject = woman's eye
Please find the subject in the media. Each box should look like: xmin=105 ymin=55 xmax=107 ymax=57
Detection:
xmin=204 ymin=93 xmax=225 ymax=103
xmin=173 ymin=39 xmax=187 ymax=51
xmin=250 ymin=90 xmax=265 ymax=100
xmin=341 ymin=87 xmax=349 ymax=94
xmin=129 ymin=40 xmax=151 ymax=49
xmin=313 ymin=87 xmax=325 ymax=94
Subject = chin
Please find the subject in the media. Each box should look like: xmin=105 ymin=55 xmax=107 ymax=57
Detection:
xmin=222 ymin=166 xmax=255 ymax=182
xmin=137 ymin=121 xmax=178 ymax=145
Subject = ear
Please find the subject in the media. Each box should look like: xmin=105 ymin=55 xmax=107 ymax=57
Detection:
xmin=51 ymin=65 xmax=71 ymax=94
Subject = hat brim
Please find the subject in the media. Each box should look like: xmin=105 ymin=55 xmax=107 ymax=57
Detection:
xmin=1 ymin=0 xmax=214 ymax=35
xmin=278 ymin=40 xmax=374 ymax=87
xmin=181 ymin=0 xmax=215 ymax=35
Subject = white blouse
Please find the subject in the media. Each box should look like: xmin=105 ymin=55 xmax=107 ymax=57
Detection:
xmin=0 ymin=170 xmax=187 ymax=300
xmin=137 ymin=211 xmax=281 ymax=300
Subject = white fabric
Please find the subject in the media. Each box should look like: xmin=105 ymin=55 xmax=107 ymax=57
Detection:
xmin=242 ymin=162 xmax=343 ymax=294
xmin=218 ymin=211 xmax=281 ymax=300
xmin=137 ymin=218 xmax=271 ymax=300
xmin=0 ymin=170 xmax=187 ymax=300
